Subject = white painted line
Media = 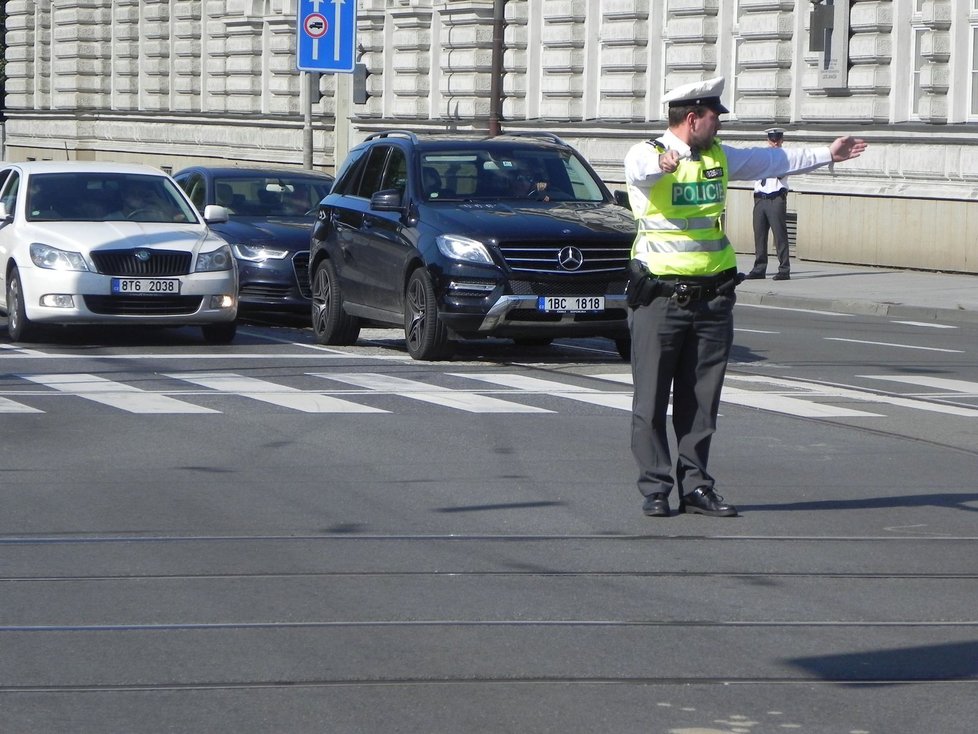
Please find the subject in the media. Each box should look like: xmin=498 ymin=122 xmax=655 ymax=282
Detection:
xmin=860 ymin=374 xmax=978 ymax=395
xmin=0 ymin=395 xmax=44 ymax=413
xmin=891 ymin=320 xmax=957 ymax=329
xmin=737 ymin=303 xmax=853 ymax=317
xmin=735 ymin=328 xmax=780 ymax=334
xmin=728 ymin=374 xmax=978 ymax=417
xmin=721 ymin=385 xmax=883 ymax=418
xmin=21 ymin=374 xmax=218 ymax=414
xmin=0 ymin=353 xmax=357 ymax=360
xmin=311 ymin=373 xmax=553 ymax=413
xmin=825 ymin=337 xmax=964 ymax=354
xmin=165 ymin=373 xmax=387 ymax=413
xmin=451 ymin=373 xmax=633 ymax=411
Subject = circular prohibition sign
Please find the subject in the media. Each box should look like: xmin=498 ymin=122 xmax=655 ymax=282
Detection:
xmin=304 ymin=13 xmax=328 ymax=38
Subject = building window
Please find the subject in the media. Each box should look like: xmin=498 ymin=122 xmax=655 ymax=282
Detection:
xmin=972 ymin=27 xmax=978 ymax=116
xmin=911 ymin=27 xmax=925 ymax=118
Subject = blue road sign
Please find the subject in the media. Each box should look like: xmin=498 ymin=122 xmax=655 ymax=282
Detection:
xmin=296 ymin=0 xmax=357 ymax=73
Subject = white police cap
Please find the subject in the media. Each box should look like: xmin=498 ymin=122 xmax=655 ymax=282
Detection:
xmin=765 ymin=127 xmax=785 ymax=136
xmin=662 ymin=76 xmax=729 ymax=114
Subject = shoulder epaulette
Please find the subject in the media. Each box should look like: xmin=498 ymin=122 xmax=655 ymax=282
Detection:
xmin=646 ymin=138 xmax=666 ymax=153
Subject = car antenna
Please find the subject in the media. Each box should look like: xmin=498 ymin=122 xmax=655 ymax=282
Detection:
xmin=64 ymin=141 xmax=71 ymax=160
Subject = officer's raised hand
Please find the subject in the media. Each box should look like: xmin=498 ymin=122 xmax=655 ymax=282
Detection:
xmin=829 ymin=136 xmax=868 ymax=162
xmin=658 ymin=149 xmax=681 ymax=173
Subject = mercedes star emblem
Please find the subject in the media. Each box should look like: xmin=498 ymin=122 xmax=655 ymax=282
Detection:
xmin=557 ymin=245 xmax=584 ymax=271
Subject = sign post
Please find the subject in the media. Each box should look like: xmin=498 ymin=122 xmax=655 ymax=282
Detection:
xmin=297 ymin=0 xmax=358 ymax=169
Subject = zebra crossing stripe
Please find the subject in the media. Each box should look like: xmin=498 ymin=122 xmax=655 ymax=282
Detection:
xmin=860 ymin=374 xmax=978 ymax=396
xmin=720 ymin=385 xmax=883 ymax=418
xmin=0 ymin=395 xmax=43 ymax=413
xmin=730 ymin=374 xmax=978 ymax=418
xmin=592 ymin=372 xmax=879 ymax=417
xmin=164 ymin=373 xmax=388 ymax=413
xmin=451 ymin=373 xmax=633 ymax=411
xmin=20 ymin=373 xmax=218 ymax=414
xmin=309 ymin=373 xmax=553 ymax=413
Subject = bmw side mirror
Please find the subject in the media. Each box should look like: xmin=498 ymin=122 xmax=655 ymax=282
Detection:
xmin=614 ymin=190 xmax=631 ymax=210
xmin=370 ymin=189 xmax=405 ymax=212
xmin=203 ymin=204 xmax=229 ymax=223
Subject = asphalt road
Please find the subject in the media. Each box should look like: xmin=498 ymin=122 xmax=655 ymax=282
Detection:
xmin=1 ymin=307 xmax=976 ymax=734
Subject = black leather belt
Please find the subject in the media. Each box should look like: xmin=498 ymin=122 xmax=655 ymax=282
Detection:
xmin=754 ymin=190 xmax=787 ymax=200
xmin=657 ymin=269 xmax=741 ymax=306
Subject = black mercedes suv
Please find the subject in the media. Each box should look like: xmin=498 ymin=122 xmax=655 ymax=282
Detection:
xmin=309 ymin=131 xmax=637 ymax=360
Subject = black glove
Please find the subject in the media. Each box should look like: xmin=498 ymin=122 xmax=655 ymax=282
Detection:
xmin=626 ymin=259 xmax=660 ymax=308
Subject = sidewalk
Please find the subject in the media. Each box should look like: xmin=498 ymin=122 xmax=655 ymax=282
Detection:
xmin=735 ymin=254 xmax=978 ymax=324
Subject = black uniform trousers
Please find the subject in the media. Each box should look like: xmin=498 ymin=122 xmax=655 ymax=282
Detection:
xmin=629 ymin=289 xmax=735 ymax=498
xmin=752 ymin=192 xmax=790 ymax=276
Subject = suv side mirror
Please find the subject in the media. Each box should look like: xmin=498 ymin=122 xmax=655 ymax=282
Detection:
xmin=203 ymin=204 xmax=230 ymax=223
xmin=614 ymin=190 xmax=631 ymax=210
xmin=370 ymin=189 xmax=405 ymax=212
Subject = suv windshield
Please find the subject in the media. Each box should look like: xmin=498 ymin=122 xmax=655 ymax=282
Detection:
xmin=419 ymin=146 xmax=606 ymax=203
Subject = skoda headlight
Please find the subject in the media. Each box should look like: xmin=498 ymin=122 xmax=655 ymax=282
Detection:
xmin=435 ymin=234 xmax=493 ymax=265
xmin=195 ymin=244 xmax=234 ymax=272
xmin=29 ymin=243 xmax=90 ymax=271
xmin=231 ymin=244 xmax=290 ymax=262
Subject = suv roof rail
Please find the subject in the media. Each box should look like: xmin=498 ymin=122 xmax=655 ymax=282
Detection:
xmin=365 ymin=130 xmax=419 ymax=142
xmin=495 ymin=131 xmax=567 ymax=145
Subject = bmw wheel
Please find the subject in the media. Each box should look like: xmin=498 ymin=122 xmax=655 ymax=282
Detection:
xmin=404 ymin=268 xmax=453 ymax=361
xmin=312 ymin=259 xmax=360 ymax=345
xmin=6 ymin=267 xmax=37 ymax=343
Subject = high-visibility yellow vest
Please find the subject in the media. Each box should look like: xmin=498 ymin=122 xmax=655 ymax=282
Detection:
xmin=628 ymin=140 xmax=736 ymax=276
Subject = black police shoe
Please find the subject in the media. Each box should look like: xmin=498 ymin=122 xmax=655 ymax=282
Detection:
xmin=642 ymin=493 xmax=670 ymax=517
xmin=744 ymin=271 xmax=765 ymax=280
xmin=772 ymin=272 xmax=790 ymax=281
xmin=679 ymin=487 xmax=738 ymax=517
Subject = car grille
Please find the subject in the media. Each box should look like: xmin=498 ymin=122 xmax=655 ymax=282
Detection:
xmin=91 ymin=249 xmax=192 ymax=276
xmin=83 ymin=295 xmax=203 ymax=316
xmin=293 ymin=252 xmax=311 ymax=298
xmin=497 ymin=240 xmax=631 ymax=275
xmin=509 ymin=277 xmax=626 ymax=297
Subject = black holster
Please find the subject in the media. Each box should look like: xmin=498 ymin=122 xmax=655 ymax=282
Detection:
xmin=626 ymin=259 xmax=660 ymax=308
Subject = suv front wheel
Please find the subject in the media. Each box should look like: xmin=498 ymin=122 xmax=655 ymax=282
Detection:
xmin=312 ymin=259 xmax=360 ymax=345
xmin=404 ymin=269 xmax=454 ymax=361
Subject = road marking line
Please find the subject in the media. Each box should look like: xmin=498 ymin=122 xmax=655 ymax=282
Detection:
xmin=890 ymin=320 xmax=957 ymax=329
xmin=721 ymin=385 xmax=883 ymax=418
xmin=21 ymin=374 xmax=218 ymax=414
xmin=310 ymin=373 xmax=553 ymax=413
xmin=728 ymin=374 xmax=978 ymax=417
xmin=825 ymin=337 xmax=964 ymax=354
xmin=165 ymin=373 xmax=388 ymax=413
xmin=451 ymin=373 xmax=633 ymax=411
xmin=737 ymin=303 xmax=853 ymax=317
xmin=0 ymin=395 xmax=44 ymax=413
xmin=860 ymin=374 xmax=978 ymax=395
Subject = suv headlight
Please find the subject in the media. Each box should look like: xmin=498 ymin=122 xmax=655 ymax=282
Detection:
xmin=29 ymin=243 xmax=90 ymax=271
xmin=195 ymin=244 xmax=234 ymax=272
xmin=231 ymin=244 xmax=290 ymax=262
xmin=435 ymin=234 xmax=494 ymax=265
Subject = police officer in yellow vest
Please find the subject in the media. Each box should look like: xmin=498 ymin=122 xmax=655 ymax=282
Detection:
xmin=624 ymin=76 xmax=867 ymax=518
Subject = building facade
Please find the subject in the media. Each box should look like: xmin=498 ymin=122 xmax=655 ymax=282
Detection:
xmin=3 ymin=0 xmax=978 ymax=272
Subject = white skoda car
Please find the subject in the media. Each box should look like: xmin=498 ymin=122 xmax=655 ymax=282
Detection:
xmin=0 ymin=161 xmax=238 ymax=343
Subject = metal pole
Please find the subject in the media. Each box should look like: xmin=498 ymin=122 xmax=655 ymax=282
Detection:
xmin=488 ymin=0 xmax=506 ymax=136
xmin=303 ymin=71 xmax=314 ymax=169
